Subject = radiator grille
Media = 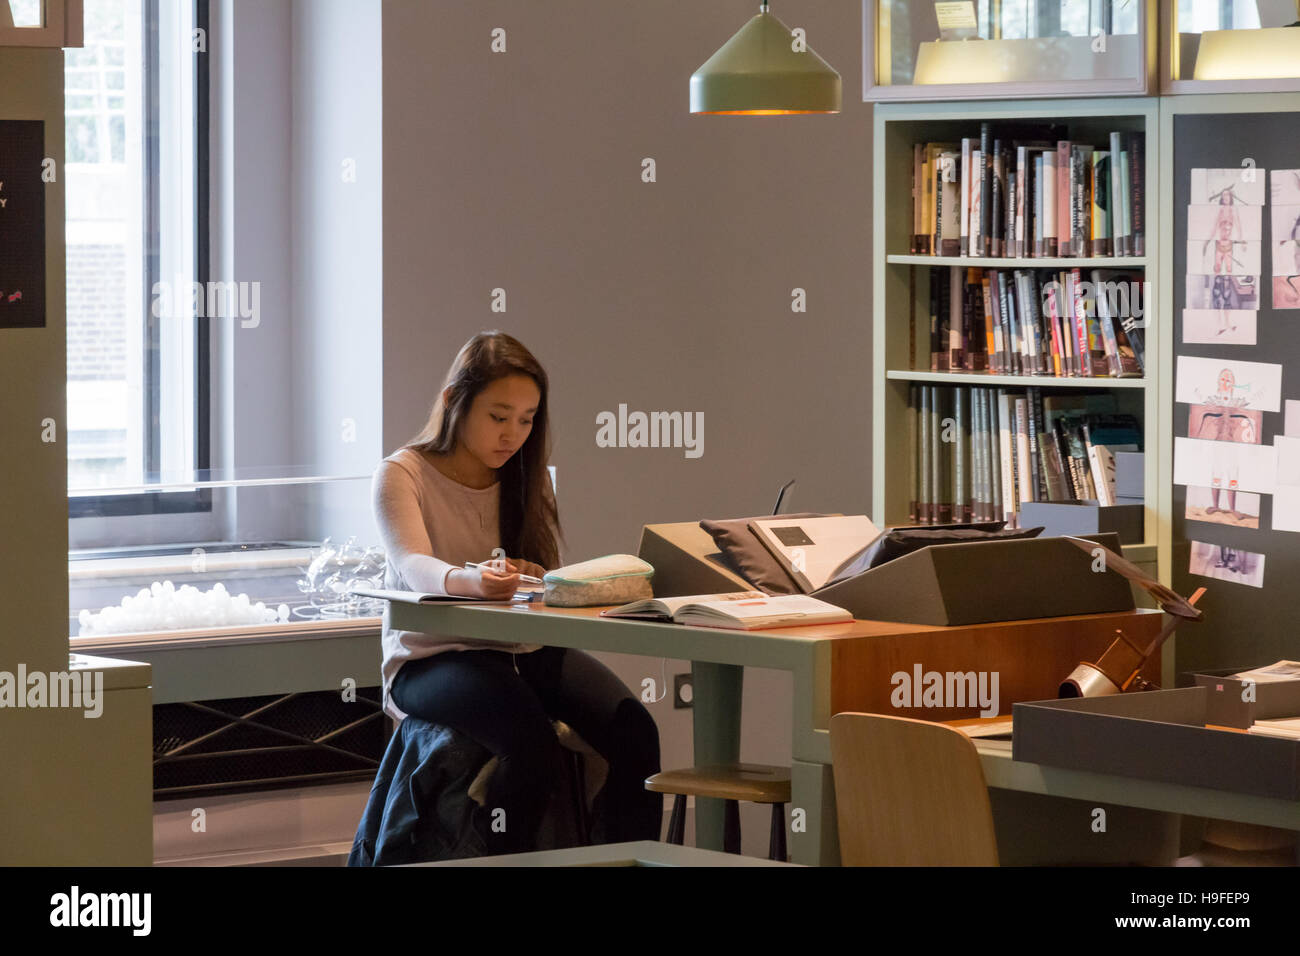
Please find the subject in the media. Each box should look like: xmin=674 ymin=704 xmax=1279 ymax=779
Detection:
xmin=153 ymin=687 xmax=386 ymax=799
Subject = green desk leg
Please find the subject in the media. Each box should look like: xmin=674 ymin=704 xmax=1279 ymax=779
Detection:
xmin=690 ymin=660 xmax=744 ymax=851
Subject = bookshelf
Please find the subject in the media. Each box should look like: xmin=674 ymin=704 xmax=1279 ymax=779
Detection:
xmin=871 ymin=97 xmax=1162 ymax=575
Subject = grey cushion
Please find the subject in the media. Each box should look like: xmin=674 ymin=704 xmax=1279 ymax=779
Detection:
xmin=699 ymin=513 xmax=829 ymax=595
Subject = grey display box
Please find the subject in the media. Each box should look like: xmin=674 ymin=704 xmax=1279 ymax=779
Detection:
xmin=1018 ymin=500 xmax=1144 ymax=545
xmin=1177 ymin=668 xmax=1300 ymax=730
xmin=639 ymin=522 xmax=1134 ymax=627
xmin=1013 ymin=687 xmax=1300 ymax=800
xmin=1114 ymin=452 xmax=1144 ymax=499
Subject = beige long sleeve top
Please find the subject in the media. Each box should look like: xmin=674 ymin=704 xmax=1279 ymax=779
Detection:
xmin=371 ymin=446 xmax=549 ymax=722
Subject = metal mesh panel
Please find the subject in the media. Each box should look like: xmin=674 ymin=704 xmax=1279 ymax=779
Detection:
xmin=152 ymin=687 xmax=386 ymax=798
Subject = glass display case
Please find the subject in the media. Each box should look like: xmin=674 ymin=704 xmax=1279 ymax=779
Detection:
xmin=865 ymin=0 xmax=1155 ymax=100
xmin=1165 ymin=0 xmax=1300 ymax=92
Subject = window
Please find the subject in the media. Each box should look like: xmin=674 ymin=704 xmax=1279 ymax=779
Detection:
xmin=66 ymin=0 xmax=210 ymax=520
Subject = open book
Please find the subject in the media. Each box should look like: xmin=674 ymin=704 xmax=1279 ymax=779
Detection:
xmin=748 ymin=515 xmax=882 ymax=592
xmin=600 ymin=590 xmax=853 ymax=630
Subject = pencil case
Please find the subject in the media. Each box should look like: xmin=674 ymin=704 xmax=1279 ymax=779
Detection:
xmin=542 ymin=554 xmax=654 ymax=607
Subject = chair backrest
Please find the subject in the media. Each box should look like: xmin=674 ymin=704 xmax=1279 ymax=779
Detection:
xmin=829 ymin=712 xmax=999 ymax=866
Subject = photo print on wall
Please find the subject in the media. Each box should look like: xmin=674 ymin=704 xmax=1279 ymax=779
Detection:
xmin=1189 ymin=540 xmax=1266 ymax=589
xmin=1272 ymin=172 xmax=1300 ymax=309
xmin=1185 ymin=486 xmax=1261 ymax=530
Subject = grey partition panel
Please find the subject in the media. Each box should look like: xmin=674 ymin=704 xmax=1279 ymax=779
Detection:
xmin=1172 ymin=111 xmax=1300 ymax=675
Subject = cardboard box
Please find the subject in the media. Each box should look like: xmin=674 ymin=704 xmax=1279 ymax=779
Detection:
xmin=1013 ymin=687 xmax=1300 ymax=800
xmin=1018 ymin=500 xmax=1144 ymax=545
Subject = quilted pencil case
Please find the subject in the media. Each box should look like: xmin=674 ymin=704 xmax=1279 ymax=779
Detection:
xmin=542 ymin=554 xmax=655 ymax=607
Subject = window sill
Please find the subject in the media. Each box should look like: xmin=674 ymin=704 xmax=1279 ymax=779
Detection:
xmin=70 ymin=615 xmax=382 ymax=655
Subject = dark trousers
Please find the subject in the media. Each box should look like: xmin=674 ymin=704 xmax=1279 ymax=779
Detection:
xmin=391 ymin=645 xmax=662 ymax=855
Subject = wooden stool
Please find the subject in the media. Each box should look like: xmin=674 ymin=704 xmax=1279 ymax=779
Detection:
xmin=645 ymin=763 xmax=791 ymax=861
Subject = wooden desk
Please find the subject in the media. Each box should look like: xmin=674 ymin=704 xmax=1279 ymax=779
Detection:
xmin=388 ymin=598 xmax=1162 ymax=866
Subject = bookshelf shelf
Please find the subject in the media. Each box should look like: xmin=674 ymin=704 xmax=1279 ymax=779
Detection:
xmin=886 ymin=255 xmax=1150 ymax=268
xmin=884 ymin=370 xmax=1147 ymax=390
xmin=872 ymin=97 xmax=1162 ymax=583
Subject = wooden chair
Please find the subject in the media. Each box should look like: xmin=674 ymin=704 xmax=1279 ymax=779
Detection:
xmin=645 ymin=763 xmax=791 ymax=861
xmin=829 ymin=712 xmax=999 ymax=866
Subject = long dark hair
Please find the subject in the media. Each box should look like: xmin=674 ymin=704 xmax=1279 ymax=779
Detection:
xmin=406 ymin=331 xmax=562 ymax=569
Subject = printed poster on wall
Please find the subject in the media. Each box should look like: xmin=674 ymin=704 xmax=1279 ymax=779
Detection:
xmin=0 ymin=120 xmax=45 ymax=330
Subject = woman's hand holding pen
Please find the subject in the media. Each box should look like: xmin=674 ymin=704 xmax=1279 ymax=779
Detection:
xmin=446 ymin=562 xmax=520 ymax=600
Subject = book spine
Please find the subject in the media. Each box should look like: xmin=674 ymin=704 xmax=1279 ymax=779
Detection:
xmin=981 ymin=274 xmax=998 ymax=372
xmin=1013 ymin=396 xmax=1030 ymax=506
xmin=1113 ymin=317 xmax=1143 ymax=377
xmin=960 ymin=138 xmax=972 ymax=257
xmin=991 ymin=141 xmax=1003 ymax=259
xmin=1045 ymin=275 xmax=1063 ymax=377
xmin=1095 ymin=273 xmax=1122 ymax=376
xmin=975 ymin=387 xmax=988 ymax=522
xmin=969 ymin=150 xmax=983 ymax=257
xmin=1006 ymin=167 xmax=1017 ymax=261
xmin=979 ymin=121 xmax=992 ymax=257
xmin=1015 ymin=146 xmax=1027 ymax=259
xmin=954 ymin=386 xmax=967 ymax=523
xmin=1093 ymin=151 xmax=1110 ymax=257
xmin=1131 ymin=131 xmax=1145 ymax=257
xmin=1070 ymin=146 xmax=1083 ymax=258
xmin=1043 ymin=149 xmax=1058 ymax=258
xmin=966 ymin=268 xmax=984 ymax=370
xmin=929 ymin=267 xmax=940 ymax=370
xmin=919 ymin=385 xmax=932 ymax=523
xmin=1033 ymin=153 xmax=1044 ymax=257
xmin=1032 ymin=386 xmax=1048 ymax=500
xmin=1005 ymin=271 xmax=1023 ymax=375
xmin=1057 ymin=272 xmax=1078 ymax=376
xmin=934 ymin=156 xmax=944 ymax=258
xmin=912 ymin=143 xmax=922 ymax=254
xmin=936 ymin=387 xmax=951 ymax=524
xmin=986 ymin=388 xmax=1002 ymax=521
xmin=1056 ymin=140 xmax=1070 ymax=259
xmin=1119 ymin=146 xmax=1131 ymax=258
xmin=1088 ymin=283 xmax=1108 ymax=376
xmin=1026 ymin=387 xmax=1041 ymax=502
xmin=1122 ymin=312 xmax=1146 ymax=373
xmin=1054 ymin=417 xmax=1077 ymax=499
xmin=908 ymin=383 xmax=919 ymax=523
xmin=1108 ymin=131 xmax=1124 ymax=256
xmin=949 ymin=265 xmax=964 ymax=368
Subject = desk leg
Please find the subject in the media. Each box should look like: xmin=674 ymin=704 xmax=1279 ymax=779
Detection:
xmin=691 ymin=661 xmax=743 ymax=852
xmin=791 ymin=758 xmax=839 ymax=866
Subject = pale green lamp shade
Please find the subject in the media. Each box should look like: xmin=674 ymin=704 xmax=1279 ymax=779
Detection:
xmin=690 ymin=9 xmax=841 ymax=114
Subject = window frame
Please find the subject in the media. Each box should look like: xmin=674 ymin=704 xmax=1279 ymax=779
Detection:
xmin=68 ymin=0 xmax=212 ymax=521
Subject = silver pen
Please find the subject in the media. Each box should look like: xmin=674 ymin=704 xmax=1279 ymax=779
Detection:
xmin=464 ymin=561 xmax=544 ymax=585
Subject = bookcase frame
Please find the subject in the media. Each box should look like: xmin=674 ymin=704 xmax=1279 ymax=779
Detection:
xmin=870 ymin=97 xmax=1163 ymax=574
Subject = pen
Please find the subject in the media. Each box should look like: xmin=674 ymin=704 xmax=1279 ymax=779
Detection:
xmin=464 ymin=561 xmax=544 ymax=585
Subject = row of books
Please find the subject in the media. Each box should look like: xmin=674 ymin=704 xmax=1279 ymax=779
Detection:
xmin=906 ymin=384 xmax=1142 ymax=524
xmin=910 ymin=123 xmax=1145 ymax=260
xmin=925 ymin=266 xmax=1145 ymax=377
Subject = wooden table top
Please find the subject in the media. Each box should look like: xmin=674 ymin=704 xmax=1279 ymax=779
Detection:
xmin=427 ymin=598 xmax=1164 ymax=643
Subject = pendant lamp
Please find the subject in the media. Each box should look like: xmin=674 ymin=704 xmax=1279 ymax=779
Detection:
xmin=690 ymin=1 xmax=841 ymax=115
